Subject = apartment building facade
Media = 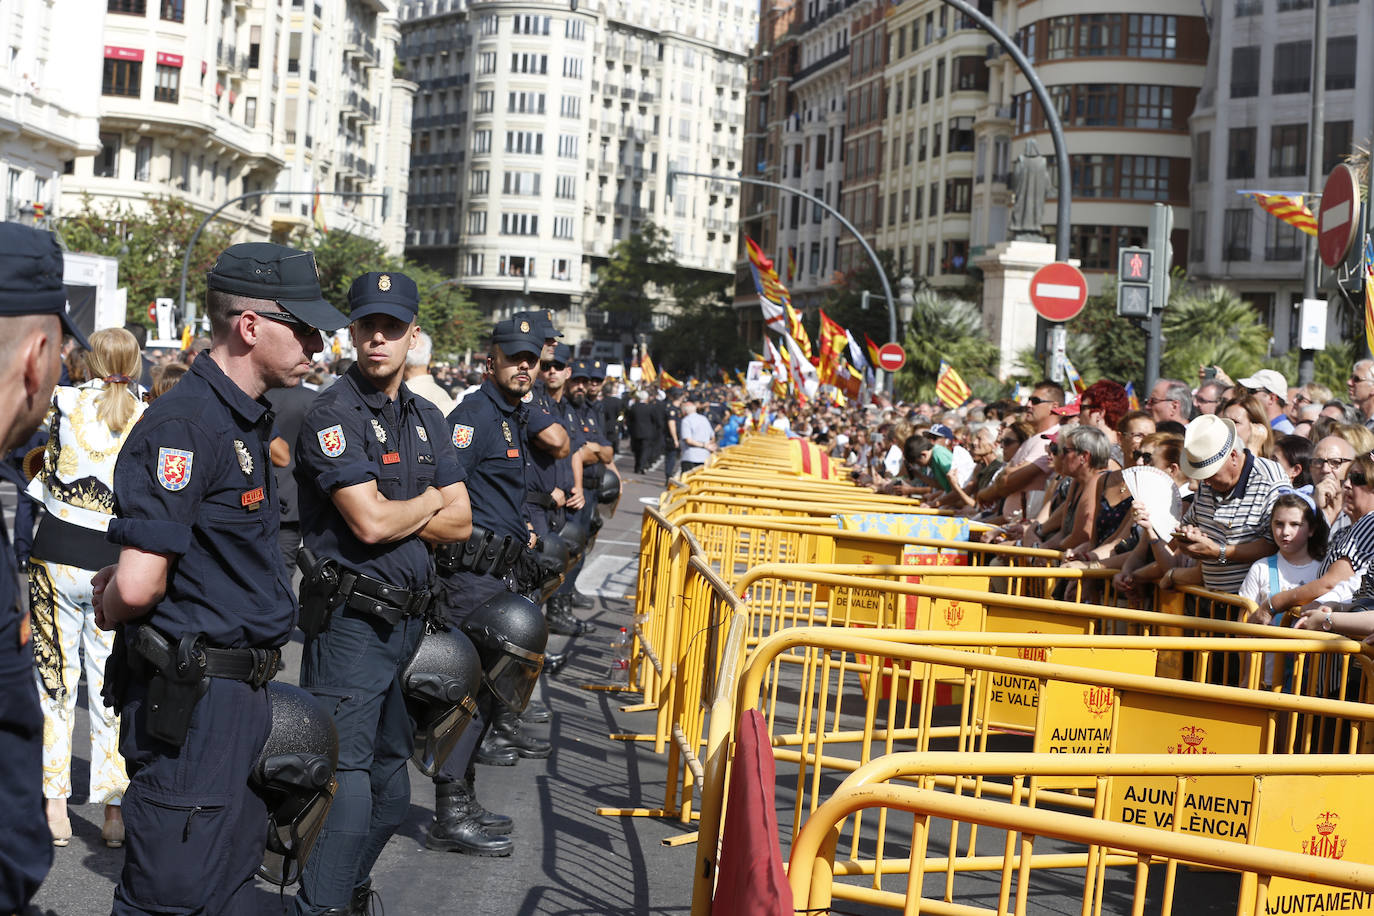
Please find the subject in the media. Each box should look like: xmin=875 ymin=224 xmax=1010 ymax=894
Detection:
xmin=1189 ymin=0 xmax=1372 ymax=351
xmin=61 ymin=0 xmax=408 ymax=254
xmin=399 ymin=0 xmax=754 ymax=350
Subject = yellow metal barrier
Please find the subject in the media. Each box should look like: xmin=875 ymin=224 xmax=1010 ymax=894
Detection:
xmin=787 ymin=756 xmax=1374 ymax=916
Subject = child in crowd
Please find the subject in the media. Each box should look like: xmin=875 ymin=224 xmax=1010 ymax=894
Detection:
xmin=1239 ymin=490 xmax=1327 ymax=686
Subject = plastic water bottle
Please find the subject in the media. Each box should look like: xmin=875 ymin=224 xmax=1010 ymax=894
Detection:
xmin=608 ymin=627 xmax=630 ymax=686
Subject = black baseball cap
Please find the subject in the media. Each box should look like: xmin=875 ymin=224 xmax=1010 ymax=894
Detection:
xmin=570 ymin=358 xmax=591 ymax=379
xmin=549 ymin=343 xmax=573 ymax=365
xmin=206 ymin=243 xmax=347 ymax=332
xmin=0 ymin=224 xmax=89 ymax=349
xmin=347 ymin=271 xmax=419 ymax=324
xmin=588 ymin=358 xmax=607 ymax=381
xmin=491 ymin=317 xmax=544 ymax=359
xmin=512 ymin=308 xmax=562 ymax=340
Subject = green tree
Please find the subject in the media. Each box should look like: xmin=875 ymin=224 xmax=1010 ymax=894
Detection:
xmin=1263 ymin=339 xmax=1357 ymax=395
xmin=894 ymin=290 xmax=1001 ymax=402
xmin=1061 ymin=277 xmax=1149 ymax=387
xmin=652 ymin=276 xmax=750 ymax=377
xmin=55 ymin=194 xmax=237 ymax=328
xmin=585 ymin=222 xmax=679 ymax=327
xmin=1160 ymin=284 xmax=1272 ymax=382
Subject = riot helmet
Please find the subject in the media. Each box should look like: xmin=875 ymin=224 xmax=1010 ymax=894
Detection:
xmin=533 ymin=531 xmax=569 ymax=603
xmin=597 ymin=471 xmax=621 ymax=507
xmin=461 ymin=592 xmax=547 ymax=714
xmin=402 ymin=627 xmax=482 ymax=777
xmin=559 ymin=517 xmax=590 ymax=562
xmin=251 ymin=682 xmax=339 ymax=886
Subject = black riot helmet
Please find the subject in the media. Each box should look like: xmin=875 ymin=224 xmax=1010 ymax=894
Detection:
xmin=251 ymin=682 xmax=339 ymax=887
xmin=402 ymin=627 xmax=482 ymax=777
xmin=533 ymin=532 xmax=569 ymax=604
xmin=597 ymin=471 xmax=621 ymax=508
xmin=461 ymin=592 xmax=547 ymax=714
xmin=559 ymin=517 xmax=590 ymax=563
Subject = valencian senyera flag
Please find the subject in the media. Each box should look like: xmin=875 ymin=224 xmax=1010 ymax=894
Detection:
xmin=935 ymin=360 xmax=972 ymax=408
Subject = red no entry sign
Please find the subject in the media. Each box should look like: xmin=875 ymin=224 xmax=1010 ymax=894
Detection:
xmin=876 ymin=342 xmax=906 ymax=372
xmin=1319 ymin=164 xmax=1360 ymax=269
xmin=1029 ymin=262 xmax=1088 ymax=322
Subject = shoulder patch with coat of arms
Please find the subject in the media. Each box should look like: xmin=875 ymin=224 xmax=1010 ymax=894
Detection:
xmin=415 ymin=424 xmax=428 ymax=443
xmin=317 ymin=424 xmax=346 ymax=458
xmin=453 ymin=424 xmax=474 ymax=448
xmin=157 ymin=447 xmax=194 ymax=491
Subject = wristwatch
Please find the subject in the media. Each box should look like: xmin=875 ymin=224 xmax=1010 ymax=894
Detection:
xmin=1217 ymin=544 xmax=1228 ymax=565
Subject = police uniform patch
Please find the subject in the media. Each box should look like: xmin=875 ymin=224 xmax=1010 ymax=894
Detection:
xmin=157 ymin=447 xmax=194 ymax=491
xmin=233 ymin=439 xmax=253 ymax=476
xmin=453 ymin=424 xmax=474 ymax=449
xmin=521 ymin=391 xmax=533 ymax=403
xmin=378 ymin=274 xmax=392 ymax=291
xmin=371 ymin=418 xmax=387 ymax=444
xmin=416 ymin=425 xmax=428 ymax=443
xmin=519 ymin=320 xmax=530 ymax=333
xmin=501 ymin=420 xmax=513 ymax=444
xmin=318 ymin=424 xmax=346 ymax=457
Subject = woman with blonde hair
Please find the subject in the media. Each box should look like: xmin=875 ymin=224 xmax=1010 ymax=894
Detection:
xmin=1221 ymin=393 xmax=1275 ymax=459
xmin=27 ymin=327 xmax=146 ymax=848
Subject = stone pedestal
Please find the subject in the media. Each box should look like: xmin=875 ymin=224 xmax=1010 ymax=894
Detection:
xmin=973 ymin=240 xmax=1056 ymax=381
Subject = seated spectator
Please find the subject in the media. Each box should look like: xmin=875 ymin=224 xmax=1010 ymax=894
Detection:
xmin=1163 ymin=414 xmax=1285 ymax=594
xmin=1321 ymin=400 xmax=1363 ymax=427
xmin=1221 ymin=393 xmax=1275 ymax=459
xmin=979 ymin=419 xmax=1035 ymax=519
xmin=1193 ymin=380 xmax=1227 ymax=416
xmin=1147 ymin=378 xmax=1193 ymax=425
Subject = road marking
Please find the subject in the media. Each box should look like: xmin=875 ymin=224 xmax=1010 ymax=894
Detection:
xmin=577 ymin=554 xmax=637 ymax=597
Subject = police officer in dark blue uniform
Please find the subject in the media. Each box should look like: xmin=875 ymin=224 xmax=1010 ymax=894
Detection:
xmin=427 ymin=317 xmax=552 ymax=857
xmin=92 ymin=242 xmax=346 ymax=914
xmin=525 ymin=343 xmax=579 ymax=544
xmin=0 ymin=224 xmax=85 ymax=914
xmin=292 ymin=271 xmax=470 ymax=915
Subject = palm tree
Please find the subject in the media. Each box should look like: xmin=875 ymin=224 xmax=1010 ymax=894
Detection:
xmin=1160 ymin=285 xmax=1272 ymax=382
xmin=896 ymin=290 xmax=1001 ymax=402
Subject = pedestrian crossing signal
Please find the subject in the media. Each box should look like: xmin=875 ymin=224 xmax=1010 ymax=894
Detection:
xmin=1120 ymin=247 xmax=1152 ymax=282
xmin=1117 ymin=246 xmax=1153 ymax=319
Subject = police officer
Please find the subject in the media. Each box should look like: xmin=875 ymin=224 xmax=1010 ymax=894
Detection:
xmin=0 ymin=224 xmax=84 ymax=913
xmin=293 ymin=271 xmax=470 ymax=914
xmin=426 ymin=317 xmax=550 ymax=856
xmin=662 ymin=388 xmax=684 ymax=484
xmin=524 ymin=343 xmax=579 ymax=547
xmin=92 ymin=243 xmax=346 ymax=914
xmin=589 ymin=359 xmax=623 ymax=452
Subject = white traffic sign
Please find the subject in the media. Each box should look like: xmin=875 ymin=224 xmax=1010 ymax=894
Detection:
xmin=1319 ymin=164 xmax=1360 ymax=269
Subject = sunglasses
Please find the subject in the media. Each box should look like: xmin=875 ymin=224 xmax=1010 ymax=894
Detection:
xmin=231 ymin=308 xmax=319 ymax=337
xmin=1133 ymin=450 xmax=1153 ymax=465
xmin=1000 ymin=437 xmax=1018 ymax=446
xmin=1048 ymin=443 xmax=1060 ymax=456
xmin=540 ymin=361 xmax=567 ymax=371
xmin=1349 ymin=471 xmax=1368 ymax=487
xmin=1027 ymin=396 xmax=1048 ymax=406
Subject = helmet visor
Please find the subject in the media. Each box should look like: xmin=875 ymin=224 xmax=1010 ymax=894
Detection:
xmin=259 ymin=778 xmax=337 ymax=886
xmin=410 ymin=695 xmax=479 ymax=777
xmin=483 ymin=638 xmax=544 ymax=713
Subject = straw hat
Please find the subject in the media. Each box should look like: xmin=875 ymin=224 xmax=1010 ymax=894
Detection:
xmin=1180 ymin=414 xmax=1238 ymax=480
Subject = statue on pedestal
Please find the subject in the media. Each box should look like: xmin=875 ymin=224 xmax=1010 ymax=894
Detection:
xmin=1008 ymin=139 xmax=1051 ymax=242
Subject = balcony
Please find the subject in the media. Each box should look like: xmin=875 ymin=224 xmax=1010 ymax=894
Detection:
xmin=638 ymin=90 xmax=654 ymax=103
xmin=620 ymin=87 xmax=635 ymax=99
xmin=596 ymin=200 xmax=612 ymax=214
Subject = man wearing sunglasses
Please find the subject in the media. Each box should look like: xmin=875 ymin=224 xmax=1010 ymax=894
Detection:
xmin=93 ymin=243 xmax=351 ymax=914
xmin=976 ymin=381 xmax=1063 ymax=519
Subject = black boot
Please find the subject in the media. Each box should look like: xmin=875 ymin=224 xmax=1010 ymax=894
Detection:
xmin=546 ymin=595 xmax=592 ymax=637
xmin=542 ymin=651 xmax=568 ymax=676
xmin=482 ymin=708 xmax=552 ymax=759
xmin=475 ymin=734 xmax=520 ymax=766
xmin=348 ymin=880 xmax=380 ymax=916
xmin=571 ymin=593 xmax=595 ymax=610
xmin=465 ymin=777 xmax=513 ymax=836
xmin=425 ymin=781 xmax=513 ymax=856
xmin=523 ymin=699 xmax=551 ymax=723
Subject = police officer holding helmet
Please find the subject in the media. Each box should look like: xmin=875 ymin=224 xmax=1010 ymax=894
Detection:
xmin=427 ymin=316 xmax=552 ymax=856
xmin=92 ymin=242 xmax=347 ymax=913
xmin=292 ymin=271 xmax=471 ymax=914
xmin=0 ymin=223 xmax=87 ymax=913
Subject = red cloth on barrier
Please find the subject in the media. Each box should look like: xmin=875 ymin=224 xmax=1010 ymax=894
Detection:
xmin=712 ymin=709 xmax=794 ymax=916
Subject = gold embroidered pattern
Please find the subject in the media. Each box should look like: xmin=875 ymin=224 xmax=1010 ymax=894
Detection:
xmin=27 ymin=560 xmax=65 ymax=701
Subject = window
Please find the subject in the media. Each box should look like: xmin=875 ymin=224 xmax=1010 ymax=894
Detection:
xmin=1223 ymin=208 xmax=1251 ymax=261
xmin=1194 ymin=131 xmax=1210 ymax=182
xmin=948 ymin=117 xmax=974 ymax=153
xmin=886 ymin=193 xmax=896 ymax=227
xmin=499 ymin=255 xmax=531 ymax=276
xmin=565 ymin=19 xmax=585 ymax=40
xmin=1190 ymin=210 xmax=1206 ymax=261
xmin=1327 ymin=36 xmax=1356 ymax=91
xmin=160 ymin=0 xmax=184 ymax=20
xmin=918 ymin=127 xmax=927 ymax=161
xmin=1324 ymin=120 xmax=1354 ymax=174
xmin=477 ymin=52 xmax=496 ymax=74
xmin=507 ymin=91 xmax=545 ymax=114
xmin=500 ymin=213 xmax=538 ymax=235
xmin=95 ymin=133 xmax=120 ymax=178
xmin=465 ymin=253 xmax=485 ymax=276
xmin=478 ymin=15 xmax=498 ymax=34
xmin=512 ymin=14 xmax=550 ymax=34
xmin=931 ymin=123 xmax=942 ymax=158
xmin=154 ymin=63 xmax=179 ymax=102
xmin=1126 ymin=14 xmax=1176 ymax=58
xmin=942 ymin=239 xmax=968 ymax=272
xmin=555 ymin=175 xmax=577 ymax=199
xmin=1269 ymin=124 xmax=1307 ymax=178
xmin=1230 ymin=47 xmax=1259 ymax=98
xmin=562 ymin=57 xmax=583 ymax=79
xmin=102 ymin=58 xmax=141 ymax=97
xmin=556 ymin=134 xmax=577 ymax=159
xmin=505 ymin=131 xmax=542 ymax=154
xmin=510 ymin=53 xmax=548 ymax=74
xmin=953 ymin=56 xmax=987 ymax=92
xmin=1077 ymin=14 xmax=1121 ymax=55
xmin=244 ymin=96 xmax=257 ymax=127
xmin=1272 ymin=41 xmax=1310 ymax=94
xmin=552 ymin=216 xmax=574 ymax=239
xmin=475 ymin=90 xmax=494 ymax=114
xmin=1265 ymin=210 xmax=1302 ymax=261
xmin=1123 ymin=85 xmax=1172 ymax=128
xmin=934 ymin=58 xmax=944 ymax=97
xmin=1120 ymin=156 xmax=1168 ymax=199
xmin=502 ymin=171 xmax=539 ymax=195
xmin=944 ymin=178 xmax=971 ymax=213
xmin=471 ymin=129 xmax=491 ymax=154
xmin=1069 ymin=225 xmax=1146 ymax=270
xmin=1046 ymin=16 xmax=1075 ymax=59
xmin=1226 ymin=127 xmax=1255 ymax=179
xmin=466 ymin=211 xmax=487 ymax=234
xmin=560 ymin=95 xmax=580 ymax=118
xmin=135 ymin=137 xmax=153 ymax=182
xmin=551 ymin=258 xmax=571 ymax=280
xmin=1071 ymin=155 xmax=1117 ymax=198
xmin=1075 ymin=84 xmax=1119 ymax=126
xmin=470 ymin=170 xmax=489 ymax=195
xmin=108 ymin=0 xmax=146 ymax=12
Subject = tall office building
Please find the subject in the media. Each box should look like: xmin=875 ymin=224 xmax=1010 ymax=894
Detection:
xmin=399 ymin=0 xmax=754 ymax=352
xmin=61 ymin=0 xmax=408 ymax=256
xmin=1190 ymin=0 xmax=1371 ymax=352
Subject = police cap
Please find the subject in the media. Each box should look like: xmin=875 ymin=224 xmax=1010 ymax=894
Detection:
xmin=0 ymin=223 xmax=90 ymax=349
xmin=569 ymin=358 xmax=592 ymax=380
xmin=347 ymin=270 xmax=419 ymax=324
xmin=512 ymin=308 xmax=562 ymax=340
xmin=550 ymin=343 xmax=573 ymax=366
xmin=588 ymin=359 xmax=607 ymax=381
xmin=207 ymin=242 xmax=348 ymax=332
xmin=491 ymin=317 xmax=544 ymax=360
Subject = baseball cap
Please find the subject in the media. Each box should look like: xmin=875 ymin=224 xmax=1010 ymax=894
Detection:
xmin=1052 ymin=394 xmax=1081 ymax=416
xmin=347 ymin=271 xmax=419 ymax=324
xmin=207 ymin=242 xmax=348 ymax=332
xmin=512 ymin=308 xmax=562 ymax=340
xmin=1237 ymin=368 xmax=1288 ymax=401
xmin=925 ymin=423 xmax=955 ymax=440
xmin=548 ymin=343 xmax=573 ymax=365
xmin=491 ymin=317 xmax=544 ymax=359
xmin=569 ymin=358 xmax=591 ymax=379
xmin=588 ymin=358 xmax=606 ymax=380
xmin=0 ymin=223 xmax=89 ymax=348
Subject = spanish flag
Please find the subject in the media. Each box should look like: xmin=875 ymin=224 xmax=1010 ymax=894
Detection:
xmin=312 ymin=187 xmax=328 ymax=234
xmin=935 ymin=360 xmax=972 ymax=408
xmin=1248 ymin=192 xmax=1318 ymax=237
xmin=864 ymin=333 xmax=882 ymax=369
